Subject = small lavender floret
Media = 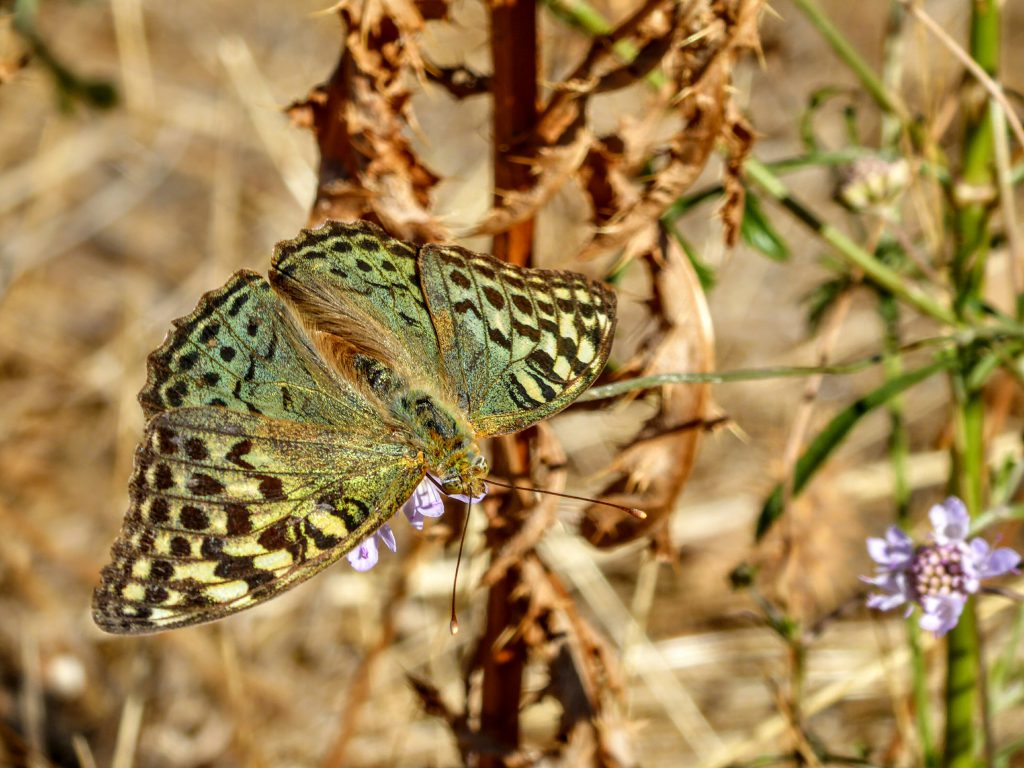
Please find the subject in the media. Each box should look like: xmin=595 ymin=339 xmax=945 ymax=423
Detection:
xmin=863 ymin=496 xmax=1020 ymax=636
xmin=403 ymin=480 xmax=446 ymax=531
xmin=346 ymin=474 xmax=488 ymax=571
xmin=346 ymin=536 xmax=379 ymax=572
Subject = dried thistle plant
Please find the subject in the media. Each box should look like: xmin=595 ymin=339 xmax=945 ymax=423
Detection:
xmin=283 ymin=1 xmax=762 ymax=764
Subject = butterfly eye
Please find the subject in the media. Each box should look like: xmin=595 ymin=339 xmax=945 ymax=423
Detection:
xmin=471 ymin=455 xmax=488 ymax=472
xmin=436 ymin=474 xmax=460 ymax=495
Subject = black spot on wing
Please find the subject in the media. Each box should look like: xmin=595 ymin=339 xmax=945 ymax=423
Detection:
xmin=226 ymin=439 xmax=255 ymax=470
xmin=507 ymin=373 xmax=544 ymax=410
xmin=454 ymin=300 xmax=482 ymax=320
xmin=303 ymin=518 xmax=339 ymax=550
xmin=184 ymin=437 xmax=208 ymax=461
xmin=188 ymin=473 xmax=225 ymax=496
xmin=256 ymin=475 xmax=285 ymax=501
xmin=511 ymin=319 xmax=540 ymax=342
xmin=258 ymin=520 xmax=290 ymax=550
xmin=225 ymin=503 xmax=252 ymax=535
xmin=170 ymin=536 xmax=191 ymax=557
xmin=180 ymin=505 xmax=210 ymax=530
xmin=149 ymin=498 xmax=170 ymax=524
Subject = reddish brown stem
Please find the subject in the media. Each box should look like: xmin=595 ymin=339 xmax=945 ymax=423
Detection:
xmin=488 ymin=0 xmax=537 ymax=267
xmin=478 ymin=2 xmax=538 ymax=764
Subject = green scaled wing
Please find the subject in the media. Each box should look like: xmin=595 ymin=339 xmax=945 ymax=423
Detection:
xmin=419 ymin=243 xmax=616 ymax=437
xmin=93 ymin=408 xmax=421 ymax=634
xmin=269 ymin=220 xmax=442 ymax=383
xmin=97 ymin=269 xmax=423 ymax=633
xmin=268 ymin=221 xmax=617 ymax=437
xmin=140 ymin=270 xmax=370 ymax=427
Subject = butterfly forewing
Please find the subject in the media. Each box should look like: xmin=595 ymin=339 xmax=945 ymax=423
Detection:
xmin=419 ymin=243 xmax=616 ymax=436
xmin=140 ymin=271 xmax=369 ymax=426
xmin=93 ymin=408 xmax=421 ymax=634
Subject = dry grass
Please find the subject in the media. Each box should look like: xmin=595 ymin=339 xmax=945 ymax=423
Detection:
xmin=1 ymin=1 xmax=1022 ymax=766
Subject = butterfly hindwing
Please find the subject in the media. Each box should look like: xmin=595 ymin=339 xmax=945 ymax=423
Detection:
xmin=141 ymin=271 xmax=369 ymax=427
xmin=269 ymin=221 xmax=441 ymax=378
xmin=418 ymin=244 xmax=616 ymax=436
xmin=93 ymin=407 xmax=422 ymax=634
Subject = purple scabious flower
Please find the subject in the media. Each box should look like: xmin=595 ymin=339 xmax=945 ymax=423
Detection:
xmin=346 ymin=475 xmax=486 ymax=571
xmin=863 ymin=497 xmax=1020 ymax=636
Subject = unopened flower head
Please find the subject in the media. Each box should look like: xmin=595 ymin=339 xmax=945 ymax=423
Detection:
xmin=346 ymin=475 xmax=486 ymax=571
xmin=863 ymin=497 xmax=1020 ymax=636
xmin=839 ymin=156 xmax=910 ymax=214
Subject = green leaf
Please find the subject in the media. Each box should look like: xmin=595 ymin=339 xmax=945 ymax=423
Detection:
xmin=662 ymin=220 xmax=716 ymax=290
xmin=799 ymin=86 xmax=855 ymax=152
xmin=755 ymin=357 xmax=951 ymax=540
xmin=741 ymin=193 xmax=790 ymax=262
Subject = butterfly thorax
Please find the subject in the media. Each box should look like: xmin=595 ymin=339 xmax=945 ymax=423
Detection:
xmin=353 ymin=354 xmax=488 ymax=498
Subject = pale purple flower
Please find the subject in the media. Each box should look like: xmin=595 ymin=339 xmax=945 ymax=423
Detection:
xmin=863 ymin=497 xmax=1020 ymax=636
xmin=402 ymin=480 xmax=446 ymax=531
xmin=347 ymin=532 xmax=380 ymax=572
xmin=345 ymin=522 xmax=397 ymax=572
xmin=346 ymin=474 xmax=487 ymax=571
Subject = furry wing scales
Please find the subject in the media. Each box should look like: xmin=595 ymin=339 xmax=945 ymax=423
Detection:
xmin=93 ymin=408 xmax=422 ymax=634
xmin=269 ymin=220 xmax=441 ymax=380
xmin=419 ymin=244 xmax=617 ymax=436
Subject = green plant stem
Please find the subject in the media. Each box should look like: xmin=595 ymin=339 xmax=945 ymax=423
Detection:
xmin=580 ymin=326 xmax=1024 ymax=401
xmin=879 ymin=295 xmax=910 ymax=521
xmin=944 ymin=2 xmax=1001 ymax=765
xmin=789 ymin=0 xmax=912 ymax=131
xmin=541 ymin=0 xmax=668 ymax=88
xmin=944 ymin=386 xmax=985 ymax=768
xmin=951 ymin=5 xmax=999 ymax=311
xmin=908 ymin=621 xmax=938 ymax=766
xmin=887 ymin=280 xmax=937 ymax=767
xmin=744 ymin=158 xmax=957 ymax=325
xmin=944 ymin=596 xmax=981 ymax=768
xmin=879 ymin=291 xmax=938 ymax=765
xmin=580 ymin=355 xmax=921 ymax=401
xmin=880 ymin=0 xmax=907 ymax=147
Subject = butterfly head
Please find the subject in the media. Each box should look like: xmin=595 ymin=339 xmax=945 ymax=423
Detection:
xmin=434 ymin=450 xmax=488 ymax=500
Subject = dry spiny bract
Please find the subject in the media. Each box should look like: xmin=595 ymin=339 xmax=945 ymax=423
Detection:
xmin=93 ymin=221 xmax=616 ymax=633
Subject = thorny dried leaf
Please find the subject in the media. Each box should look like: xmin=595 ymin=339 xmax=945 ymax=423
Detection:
xmin=469 ymin=0 xmax=694 ymax=237
xmin=502 ymin=557 xmax=633 ymax=766
xmin=580 ymin=230 xmax=716 ymax=551
xmin=483 ymin=423 xmax=565 ymax=586
xmin=287 ymin=4 xmax=446 ymax=242
xmin=578 ymin=0 xmax=764 ymax=260
xmin=720 ymin=107 xmax=757 ymax=246
xmin=579 ymin=137 xmax=641 ymax=227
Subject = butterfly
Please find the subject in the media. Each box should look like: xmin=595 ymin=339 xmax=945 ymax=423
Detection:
xmin=93 ymin=220 xmax=616 ymax=634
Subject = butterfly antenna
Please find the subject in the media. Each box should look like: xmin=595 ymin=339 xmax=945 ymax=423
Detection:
xmin=449 ymin=496 xmax=473 ymax=636
xmin=485 ymin=477 xmax=647 ymax=520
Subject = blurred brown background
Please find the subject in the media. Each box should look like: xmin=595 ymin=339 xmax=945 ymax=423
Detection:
xmin=1 ymin=1 xmax=1022 ymax=766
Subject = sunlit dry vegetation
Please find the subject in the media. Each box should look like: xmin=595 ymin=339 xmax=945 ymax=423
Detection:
xmin=1 ymin=0 xmax=1023 ymax=766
